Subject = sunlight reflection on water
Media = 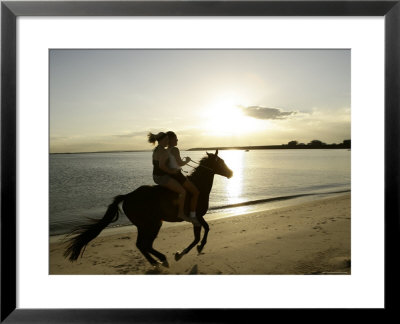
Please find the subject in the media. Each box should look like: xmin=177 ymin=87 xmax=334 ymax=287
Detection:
xmin=218 ymin=150 xmax=247 ymax=209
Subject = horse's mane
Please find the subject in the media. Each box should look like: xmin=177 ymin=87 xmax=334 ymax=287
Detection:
xmin=198 ymin=156 xmax=209 ymax=165
xmin=187 ymin=156 xmax=209 ymax=179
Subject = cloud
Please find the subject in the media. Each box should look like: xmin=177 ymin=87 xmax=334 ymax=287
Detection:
xmin=239 ymin=105 xmax=296 ymax=120
xmin=50 ymin=136 xmax=70 ymax=141
xmin=112 ymin=131 xmax=147 ymax=138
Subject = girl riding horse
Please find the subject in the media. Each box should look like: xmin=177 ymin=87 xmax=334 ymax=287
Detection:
xmin=64 ymin=150 xmax=233 ymax=267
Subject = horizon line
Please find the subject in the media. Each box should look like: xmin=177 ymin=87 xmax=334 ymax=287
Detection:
xmin=50 ymin=141 xmax=351 ymax=155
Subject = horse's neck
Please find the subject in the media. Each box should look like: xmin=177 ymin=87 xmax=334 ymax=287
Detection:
xmin=189 ymin=168 xmax=214 ymax=195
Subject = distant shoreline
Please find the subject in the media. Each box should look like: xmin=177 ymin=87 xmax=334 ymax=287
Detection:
xmin=50 ymin=144 xmax=351 ymax=155
xmin=188 ymin=144 xmax=350 ymax=151
xmin=50 ymin=150 xmax=151 ymax=155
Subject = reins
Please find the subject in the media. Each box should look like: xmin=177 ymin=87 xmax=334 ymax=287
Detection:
xmin=184 ymin=159 xmax=215 ymax=174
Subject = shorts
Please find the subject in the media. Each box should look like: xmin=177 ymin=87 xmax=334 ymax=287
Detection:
xmin=171 ymin=171 xmax=187 ymax=185
xmin=153 ymin=174 xmax=171 ymax=185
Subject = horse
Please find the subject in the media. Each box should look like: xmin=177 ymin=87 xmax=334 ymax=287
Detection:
xmin=64 ymin=150 xmax=233 ymax=267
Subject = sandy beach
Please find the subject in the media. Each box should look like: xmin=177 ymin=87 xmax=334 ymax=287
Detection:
xmin=50 ymin=193 xmax=350 ymax=275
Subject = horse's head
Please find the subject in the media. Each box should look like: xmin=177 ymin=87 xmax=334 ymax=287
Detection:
xmin=202 ymin=150 xmax=233 ymax=179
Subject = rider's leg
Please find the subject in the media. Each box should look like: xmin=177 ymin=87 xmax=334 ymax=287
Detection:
xmin=162 ymin=178 xmax=186 ymax=219
xmin=183 ymin=179 xmax=199 ymax=215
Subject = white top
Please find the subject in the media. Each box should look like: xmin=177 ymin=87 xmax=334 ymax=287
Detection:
xmin=168 ymin=150 xmax=181 ymax=170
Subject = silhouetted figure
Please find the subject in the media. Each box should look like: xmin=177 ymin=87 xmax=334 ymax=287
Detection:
xmin=147 ymin=132 xmax=195 ymax=223
xmin=64 ymin=150 xmax=233 ymax=267
xmin=167 ymin=131 xmax=199 ymax=223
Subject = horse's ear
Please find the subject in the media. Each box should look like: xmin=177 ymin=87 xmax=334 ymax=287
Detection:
xmin=206 ymin=151 xmax=210 ymax=156
xmin=215 ymin=149 xmax=219 ymax=155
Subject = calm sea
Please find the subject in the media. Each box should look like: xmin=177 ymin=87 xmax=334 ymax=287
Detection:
xmin=49 ymin=149 xmax=350 ymax=235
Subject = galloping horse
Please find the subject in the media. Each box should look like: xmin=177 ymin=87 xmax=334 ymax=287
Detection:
xmin=64 ymin=150 xmax=233 ymax=267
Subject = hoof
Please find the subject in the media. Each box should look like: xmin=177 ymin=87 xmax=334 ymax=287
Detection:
xmin=152 ymin=260 xmax=162 ymax=267
xmin=162 ymin=260 xmax=169 ymax=268
xmin=148 ymin=261 xmax=163 ymax=272
xmin=197 ymin=245 xmax=203 ymax=254
xmin=175 ymin=252 xmax=184 ymax=261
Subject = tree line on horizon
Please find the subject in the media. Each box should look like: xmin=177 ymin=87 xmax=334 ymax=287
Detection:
xmin=285 ymin=139 xmax=351 ymax=148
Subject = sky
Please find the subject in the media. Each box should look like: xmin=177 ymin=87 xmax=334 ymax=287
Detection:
xmin=50 ymin=49 xmax=350 ymax=153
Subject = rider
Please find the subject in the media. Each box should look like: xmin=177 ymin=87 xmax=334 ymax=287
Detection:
xmin=148 ymin=132 xmax=197 ymax=224
xmin=166 ymin=131 xmax=200 ymax=223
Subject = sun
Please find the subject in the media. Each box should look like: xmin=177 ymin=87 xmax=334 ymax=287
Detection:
xmin=202 ymin=98 xmax=263 ymax=136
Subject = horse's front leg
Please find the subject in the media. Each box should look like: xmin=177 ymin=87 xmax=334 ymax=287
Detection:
xmin=174 ymin=223 xmax=202 ymax=261
xmin=196 ymin=216 xmax=209 ymax=254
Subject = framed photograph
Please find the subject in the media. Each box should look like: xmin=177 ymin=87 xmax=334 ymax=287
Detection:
xmin=2 ymin=0 xmax=399 ymax=321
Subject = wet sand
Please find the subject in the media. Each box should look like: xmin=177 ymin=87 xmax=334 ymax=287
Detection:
xmin=50 ymin=193 xmax=351 ymax=275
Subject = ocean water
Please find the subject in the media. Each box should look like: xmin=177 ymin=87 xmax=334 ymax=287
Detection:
xmin=49 ymin=149 xmax=350 ymax=235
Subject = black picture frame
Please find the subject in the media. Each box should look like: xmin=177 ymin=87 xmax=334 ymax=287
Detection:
xmin=1 ymin=0 xmax=399 ymax=322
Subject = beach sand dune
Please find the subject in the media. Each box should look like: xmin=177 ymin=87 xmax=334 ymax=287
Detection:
xmin=50 ymin=194 xmax=350 ymax=275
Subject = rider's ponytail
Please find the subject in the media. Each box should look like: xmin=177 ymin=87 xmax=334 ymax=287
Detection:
xmin=148 ymin=132 xmax=167 ymax=144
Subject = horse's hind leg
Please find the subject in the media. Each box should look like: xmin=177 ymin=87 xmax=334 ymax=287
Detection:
xmin=136 ymin=228 xmax=159 ymax=266
xmin=148 ymin=222 xmax=169 ymax=267
xmin=149 ymin=247 xmax=169 ymax=268
xmin=136 ymin=223 xmax=168 ymax=267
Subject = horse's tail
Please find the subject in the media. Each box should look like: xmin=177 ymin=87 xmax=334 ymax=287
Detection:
xmin=63 ymin=194 xmax=126 ymax=261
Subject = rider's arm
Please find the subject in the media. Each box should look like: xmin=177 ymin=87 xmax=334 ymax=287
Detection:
xmin=170 ymin=147 xmax=190 ymax=166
